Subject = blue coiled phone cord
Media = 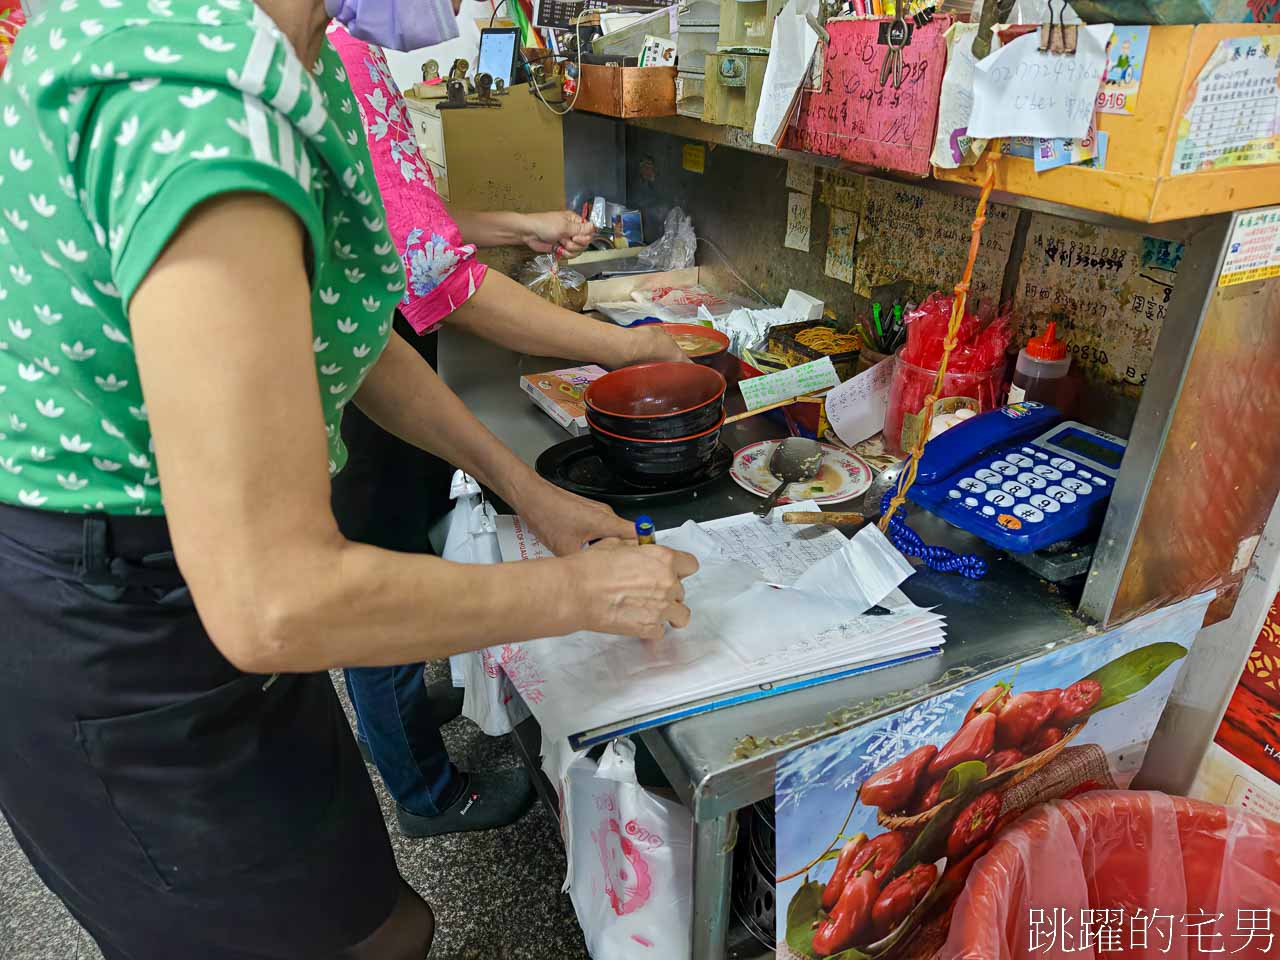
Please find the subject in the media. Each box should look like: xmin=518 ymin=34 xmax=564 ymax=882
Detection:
xmin=880 ymin=491 xmax=988 ymax=580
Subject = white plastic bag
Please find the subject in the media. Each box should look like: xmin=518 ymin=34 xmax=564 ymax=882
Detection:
xmin=439 ymin=472 xmax=530 ymax=735
xmin=566 ymin=739 xmax=694 ymax=959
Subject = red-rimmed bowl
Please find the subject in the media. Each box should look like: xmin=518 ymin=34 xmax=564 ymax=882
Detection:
xmin=588 ymin=412 xmax=725 ymax=486
xmin=584 ymin=361 xmax=726 ymax=440
xmin=659 ymin=323 xmax=732 ymax=374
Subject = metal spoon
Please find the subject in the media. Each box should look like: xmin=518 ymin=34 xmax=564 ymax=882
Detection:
xmin=755 ymin=438 xmax=824 ymax=518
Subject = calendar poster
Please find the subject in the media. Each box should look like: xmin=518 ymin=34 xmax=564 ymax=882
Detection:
xmin=1171 ymin=35 xmax=1280 ymax=176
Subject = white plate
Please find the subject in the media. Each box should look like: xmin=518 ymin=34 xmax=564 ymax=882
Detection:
xmin=729 ymin=440 xmax=874 ymax=506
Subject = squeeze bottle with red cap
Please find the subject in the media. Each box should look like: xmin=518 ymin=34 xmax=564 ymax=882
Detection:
xmin=1008 ymin=322 xmax=1074 ymax=413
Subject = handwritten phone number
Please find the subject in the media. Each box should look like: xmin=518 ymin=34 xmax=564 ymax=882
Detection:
xmin=1029 ymin=907 xmax=1275 ymax=954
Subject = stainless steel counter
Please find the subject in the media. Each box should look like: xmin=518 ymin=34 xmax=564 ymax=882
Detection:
xmin=440 ymin=324 xmax=1094 ymax=959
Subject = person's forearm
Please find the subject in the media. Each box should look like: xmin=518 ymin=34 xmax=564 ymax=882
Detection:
xmin=449 ymin=270 xmax=637 ymax=368
xmin=449 ymin=208 xmax=535 ymax=248
xmin=351 ymin=332 xmax=545 ymax=510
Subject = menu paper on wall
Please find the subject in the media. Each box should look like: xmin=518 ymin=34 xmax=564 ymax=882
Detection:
xmin=854 ymin=177 xmax=1017 ymax=302
xmin=786 ymin=159 xmax=816 ymax=193
xmin=785 ymin=191 xmax=813 ymax=252
xmin=968 ymin=24 xmax=1114 ymax=139
xmin=1219 ymin=206 xmax=1280 ymax=287
xmin=1172 ymin=35 xmax=1280 ymax=176
xmin=824 ymin=207 xmax=856 ymax=283
xmin=739 ymin=356 xmax=841 ymax=411
xmin=824 ymin=357 xmax=894 ymax=447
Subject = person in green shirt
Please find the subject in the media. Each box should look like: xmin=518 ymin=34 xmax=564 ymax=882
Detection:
xmin=0 ymin=0 xmax=697 ymax=956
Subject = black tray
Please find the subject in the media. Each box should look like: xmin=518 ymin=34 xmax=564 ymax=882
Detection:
xmin=536 ymin=435 xmax=731 ymax=506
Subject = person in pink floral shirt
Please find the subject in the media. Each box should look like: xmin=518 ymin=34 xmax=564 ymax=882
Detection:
xmin=329 ymin=25 xmax=684 ymax=840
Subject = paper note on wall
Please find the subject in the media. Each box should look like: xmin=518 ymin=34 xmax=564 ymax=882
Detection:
xmin=786 ymin=159 xmax=815 ymax=193
xmin=824 ymin=357 xmax=894 ymax=446
xmin=1171 ymin=35 xmax=1280 ymax=176
xmin=932 ymin=22 xmax=991 ymax=169
xmin=739 ymin=356 xmax=841 ymax=410
xmin=854 ymin=178 xmax=1017 ymax=304
xmin=968 ymin=24 xmax=1114 ymax=139
xmin=1219 ymin=206 xmax=1280 ymax=287
xmin=1034 ymin=126 xmax=1109 ymax=172
xmin=785 ymin=191 xmax=813 ymax=252
xmin=1013 ymin=212 xmax=1183 ymax=389
xmin=818 ymin=170 xmax=864 ymax=211
xmin=825 ymin=207 xmax=856 ymax=283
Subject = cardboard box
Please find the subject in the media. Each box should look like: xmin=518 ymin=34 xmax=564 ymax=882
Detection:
xmin=575 ymin=64 xmax=677 ymax=118
xmin=520 ymin=365 xmax=608 ymax=436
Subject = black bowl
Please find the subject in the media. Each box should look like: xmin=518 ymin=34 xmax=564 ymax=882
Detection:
xmin=585 ymin=361 xmax=726 ymax=441
xmin=588 ymin=413 xmax=725 ymax=486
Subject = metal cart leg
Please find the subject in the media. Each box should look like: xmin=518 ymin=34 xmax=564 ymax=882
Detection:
xmin=691 ymin=810 xmax=739 ymax=960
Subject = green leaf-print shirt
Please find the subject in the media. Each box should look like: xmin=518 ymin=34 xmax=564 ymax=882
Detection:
xmin=0 ymin=0 xmax=401 ymax=514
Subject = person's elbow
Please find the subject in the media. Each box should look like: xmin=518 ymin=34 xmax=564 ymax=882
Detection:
xmin=185 ymin=551 xmax=333 ymax=675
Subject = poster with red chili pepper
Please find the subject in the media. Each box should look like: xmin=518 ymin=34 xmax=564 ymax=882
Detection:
xmin=775 ymin=594 xmax=1211 ymax=959
xmin=1191 ymin=590 xmax=1280 ymax=823
xmin=0 ymin=3 xmax=24 ymax=78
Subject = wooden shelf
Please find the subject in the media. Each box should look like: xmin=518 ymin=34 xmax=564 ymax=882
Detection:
xmin=627 ymin=23 xmax=1280 ymax=225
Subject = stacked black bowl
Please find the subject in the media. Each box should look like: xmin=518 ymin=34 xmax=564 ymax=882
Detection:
xmin=583 ymin=362 xmax=727 ymax=487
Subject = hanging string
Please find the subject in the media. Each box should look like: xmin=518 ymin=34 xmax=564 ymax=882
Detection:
xmin=878 ymin=171 xmax=999 ymax=557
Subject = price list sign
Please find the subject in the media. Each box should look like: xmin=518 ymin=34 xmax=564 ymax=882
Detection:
xmin=1219 ymin=206 xmax=1280 ymax=287
xmin=1013 ymin=213 xmax=1184 ymax=390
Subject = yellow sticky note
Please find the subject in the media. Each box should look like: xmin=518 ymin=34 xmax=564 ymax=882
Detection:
xmin=682 ymin=143 xmax=706 ymax=174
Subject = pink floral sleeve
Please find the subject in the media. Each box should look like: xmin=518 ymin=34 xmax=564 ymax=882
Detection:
xmin=328 ymin=25 xmax=487 ymax=335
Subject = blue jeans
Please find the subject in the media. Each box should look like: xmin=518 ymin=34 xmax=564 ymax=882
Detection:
xmin=344 ymin=665 xmax=464 ymax=816
xmin=331 ymin=320 xmax=463 ymax=817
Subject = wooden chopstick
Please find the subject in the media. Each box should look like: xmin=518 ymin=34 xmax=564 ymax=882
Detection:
xmin=724 ymin=394 xmax=825 ymax=425
xmin=781 ymin=511 xmax=866 ymax=525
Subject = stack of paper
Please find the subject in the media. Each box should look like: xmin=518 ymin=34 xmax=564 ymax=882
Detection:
xmin=491 ymin=505 xmax=946 ymax=746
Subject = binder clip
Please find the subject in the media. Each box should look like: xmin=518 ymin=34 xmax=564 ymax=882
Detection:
xmin=1039 ymin=0 xmax=1078 ymax=55
xmin=420 ymin=59 xmax=440 ymax=83
xmin=912 ymin=4 xmax=935 ymax=28
xmin=438 ymin=78 xmax=470 ymax=109
xmin=877 ymin=7 xmax=913 ymax=89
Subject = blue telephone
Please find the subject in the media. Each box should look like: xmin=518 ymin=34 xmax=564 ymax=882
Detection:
xmin=905 ymin=402 xmax=1127 ymax=554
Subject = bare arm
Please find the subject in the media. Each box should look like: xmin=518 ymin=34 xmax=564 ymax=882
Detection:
xmin=447 ymin=270 xmax=685 ymax=368
xmin=129 ymin=194 xmax=695 ymax=674
xmin=450 ymin=208 xmax=594 ymax=254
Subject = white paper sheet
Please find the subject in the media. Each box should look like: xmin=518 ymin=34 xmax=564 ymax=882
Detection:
xmin=753 ymin=4 xmax=820 ymax=146
xmin=785 ymin=191 xmax=812 ymax=252
xmin=968 ymin=24 xmax=1113 ymax=140
xmin=931 ymin=22 xmax=991 ymax=169
xmin=823 ymin=357 xmax=894 ymax=447
xmin=485 ymin=505 xmax=946 ymax=741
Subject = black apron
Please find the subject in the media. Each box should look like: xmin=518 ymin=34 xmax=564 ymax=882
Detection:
xmin=0 ymin=502 xmax=400 ymax=960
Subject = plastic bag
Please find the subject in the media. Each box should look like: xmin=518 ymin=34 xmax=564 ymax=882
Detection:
xmin=639 ymin=207 xmax=696 ymax=272
xmin=941 ymin=791 xmax=1280 ymax=960
xmin=566 ymin=738 xmax=694 ymax=959
xmin=438 ymin=471 xmax=530 ymax=735
xmin=522 ymin=254 xmax=588 ymax=312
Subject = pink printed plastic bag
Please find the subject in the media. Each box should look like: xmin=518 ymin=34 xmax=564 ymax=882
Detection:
xmin=567 ymin=739 xmax=694 ymax=959
xmin=940 ymin=791 xmax=1280 ymax=960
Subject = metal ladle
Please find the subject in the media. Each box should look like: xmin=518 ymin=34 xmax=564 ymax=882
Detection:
xmin=755 ymin=438 xmax=824 ymax=518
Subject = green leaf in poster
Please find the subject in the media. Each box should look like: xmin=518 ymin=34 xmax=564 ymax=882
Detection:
xmin=1082 ymin=642 xmax=1188 ymax=713
xmin=785 ymin=880 xmax=826 ymax=957
xmin=938 ymin=760 xmax=989 ymax=801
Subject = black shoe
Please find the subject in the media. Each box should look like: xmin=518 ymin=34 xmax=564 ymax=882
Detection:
xmin=425 ymin=679 xmax=465 ymax=728
xmin=396 ymin=769 xmax=536 ymax=838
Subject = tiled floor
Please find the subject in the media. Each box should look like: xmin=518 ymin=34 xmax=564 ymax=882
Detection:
xmin=0 ymin=665 xmax=591 ymax=960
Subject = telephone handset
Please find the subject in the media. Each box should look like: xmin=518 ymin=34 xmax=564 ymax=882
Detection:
xmin=906 ymin=402 xmax=1127 ymax=554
